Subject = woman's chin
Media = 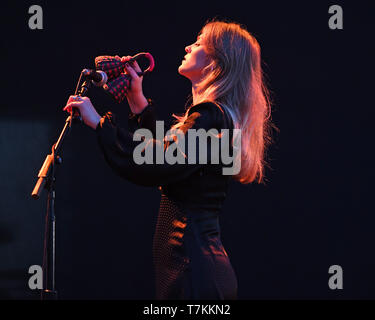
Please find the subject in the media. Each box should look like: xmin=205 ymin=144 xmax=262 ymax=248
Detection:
xmin=178 ymin=65 xmax=186 ymax=76
xmin=178 ymin=64 xmax=193 ymax=81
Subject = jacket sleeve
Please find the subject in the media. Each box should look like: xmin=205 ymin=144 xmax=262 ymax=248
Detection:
xmin=96 ymin=102 xmax=225 ymax=187
xmin=128 ymin=102 xmax=157 ymax=135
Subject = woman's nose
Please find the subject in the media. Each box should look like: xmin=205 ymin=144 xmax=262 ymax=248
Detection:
xmin=185 ymin=45 xmax=192 ymax=53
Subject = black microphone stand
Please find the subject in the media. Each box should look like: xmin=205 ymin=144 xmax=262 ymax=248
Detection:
xmin=31 ymin=70 xmax=92 ymax=300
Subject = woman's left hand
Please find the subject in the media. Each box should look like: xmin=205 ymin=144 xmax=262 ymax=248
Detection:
xmin=120 ymin=56 xmax=149 ymax=114
xmin=63 ymin=95 xmax=101 ymax=130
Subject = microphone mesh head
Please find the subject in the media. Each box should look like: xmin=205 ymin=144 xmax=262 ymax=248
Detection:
xmin=93 ymin=70 xmax=108 ymax=87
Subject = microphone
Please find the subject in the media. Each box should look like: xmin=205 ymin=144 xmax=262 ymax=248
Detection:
xmin=82 ymin=69 xmax=108 ymax=87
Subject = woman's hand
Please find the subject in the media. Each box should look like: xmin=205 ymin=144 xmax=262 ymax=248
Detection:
xmin=63 ymin=95 xmax=101 ymax=130
xmin=121 ymin=56 xmax=149 ymax=114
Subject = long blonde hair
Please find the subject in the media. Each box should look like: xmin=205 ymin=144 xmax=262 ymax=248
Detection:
xmin=172 ymin=19 xmax=274 ymax=184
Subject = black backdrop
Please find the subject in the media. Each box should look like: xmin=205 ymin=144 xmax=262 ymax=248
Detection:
xmin=1 ymin=1 xmax=374 ymax=299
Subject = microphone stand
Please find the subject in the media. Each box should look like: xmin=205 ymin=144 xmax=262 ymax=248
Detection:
xmin=31 ymin=70 xmax=92 ymax=300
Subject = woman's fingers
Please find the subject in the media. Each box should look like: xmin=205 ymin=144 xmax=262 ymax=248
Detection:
xmin=124 ymin=63 xmax=141 ymax=80
xmin=66 ymin=95 xmax=76 ymax=104
xmin=63 ymin=104 xmax=72 ymax=112
xmin=66 ymin=95 xmax=83 ymax=104
xmin=119 ymin=56 xmax=144 ymax=97
xmin=63 ymin=101 xmax=83 ymax=112
xmin=122 ymin=56 xmax=132 ymax=76
xmin=130 ymin=60 xmax=142 ymax=73
xmin=120 ymin=55 xmax=142 ymax=73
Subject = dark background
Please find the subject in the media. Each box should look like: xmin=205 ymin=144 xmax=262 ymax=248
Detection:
xmin=1 ymin=0 xmax=374 ymax=299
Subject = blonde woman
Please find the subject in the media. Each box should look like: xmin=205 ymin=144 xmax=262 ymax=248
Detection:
xmin=64 ymin=19 xmax=272 ymax=300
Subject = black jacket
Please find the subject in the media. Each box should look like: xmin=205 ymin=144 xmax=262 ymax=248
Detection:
xmin=95 ymin=101 xmax=234 ymax=210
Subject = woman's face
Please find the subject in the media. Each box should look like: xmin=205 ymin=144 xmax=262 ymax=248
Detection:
xmin=178 ymin=31 xmax=212 ymax=83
